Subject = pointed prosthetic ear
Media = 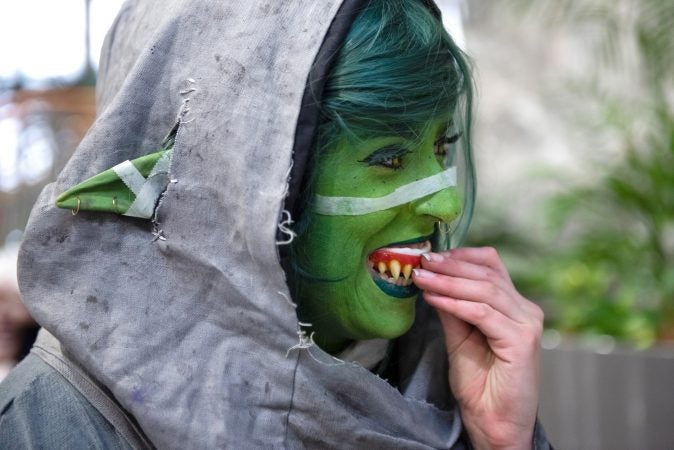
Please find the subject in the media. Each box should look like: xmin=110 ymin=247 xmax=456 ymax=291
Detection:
xmin=56 ymin=123 xmax=178 ymax=219
xmin=56 ymin=149 xmax=173 ymax=219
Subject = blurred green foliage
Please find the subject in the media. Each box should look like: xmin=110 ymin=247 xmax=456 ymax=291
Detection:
xmin=520 ymin=107 xmax=673 ymax=348
xmin=469 ymin=0 xmax=674 ymax=348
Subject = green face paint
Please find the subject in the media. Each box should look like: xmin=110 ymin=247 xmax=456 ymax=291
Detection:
xmin=290 ymin=122 xmax=462 ymax=353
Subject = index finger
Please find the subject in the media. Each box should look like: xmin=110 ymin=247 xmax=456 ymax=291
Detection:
xmin=440 ymin=247 xmax=509 ymax=276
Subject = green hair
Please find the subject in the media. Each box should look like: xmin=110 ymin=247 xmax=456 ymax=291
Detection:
xmin=317 ymin=0 xmax=473 ymax=149
xmin=295 ymin=0 xmax=475 ymax=243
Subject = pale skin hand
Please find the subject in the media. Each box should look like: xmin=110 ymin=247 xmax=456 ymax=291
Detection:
xmin=412 ymin=247 xmax=543 ymax=450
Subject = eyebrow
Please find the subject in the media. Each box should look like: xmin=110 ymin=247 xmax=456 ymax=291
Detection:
xmin=358 ymin=145 xmax=410 ymax=166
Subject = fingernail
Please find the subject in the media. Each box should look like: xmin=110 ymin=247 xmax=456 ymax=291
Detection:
xmin=423 ymin=252 xmax=444 ymax=263
xmin=412 ymin=268 xmax=432 ymax=278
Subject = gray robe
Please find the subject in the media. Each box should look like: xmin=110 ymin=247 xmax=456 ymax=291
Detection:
xmin=1 ymin=0 xmax=552 ymax=448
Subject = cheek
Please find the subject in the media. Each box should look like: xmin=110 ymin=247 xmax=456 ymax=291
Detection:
xmin=294 ymin=214 xmax=396 ymax=281
xmin=305 ymin=213 xmax=393 ymax=251
xmin=339 ymin=211 xmax=399 ymax=244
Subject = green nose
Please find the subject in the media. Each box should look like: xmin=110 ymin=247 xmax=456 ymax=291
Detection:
xmin=412 ymin=187 xmax=461 ymax=223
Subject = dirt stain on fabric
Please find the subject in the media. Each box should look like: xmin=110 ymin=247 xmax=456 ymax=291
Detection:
xmin=256 ymin=3 xmax=282 ymax=17
xmin=86 ymin=295 xmax=110 ymax=312
xmin=213 ymin=55 xmax=246 ymax=85
xmin=131 ymin=387 xmax=147 ymax=404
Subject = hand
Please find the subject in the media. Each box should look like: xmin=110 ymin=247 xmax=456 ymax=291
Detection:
xmin=411 ymin=247 xmax=543 ymax=450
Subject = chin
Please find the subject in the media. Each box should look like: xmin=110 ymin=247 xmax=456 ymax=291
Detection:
xmin=351 ymin=298 xmax=417 ymax=340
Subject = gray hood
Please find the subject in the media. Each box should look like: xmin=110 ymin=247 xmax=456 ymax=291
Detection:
xmin=18 ymin=0 xmax=463 ymax=447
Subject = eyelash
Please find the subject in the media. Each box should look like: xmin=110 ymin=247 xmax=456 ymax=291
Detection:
xmin=359 ymin=132 xmax=461 ymax=170
xmin=379 ymin=155 xmax=405 ymax=169
xmin=434 ymin=133 xmax=461 ymax=156
xmin=359 ymin=146 xmax=410 ymax=170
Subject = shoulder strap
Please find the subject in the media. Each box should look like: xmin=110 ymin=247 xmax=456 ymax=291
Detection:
xmin=31 ymin=330 xmax=154 ymax=450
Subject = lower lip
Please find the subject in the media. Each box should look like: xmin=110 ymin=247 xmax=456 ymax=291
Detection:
xmin=372 ymin=276 xmax=419 ymax=298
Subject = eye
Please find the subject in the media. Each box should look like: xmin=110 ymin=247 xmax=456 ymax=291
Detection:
xmin=434 ymin=132 xmax=461 ymax=157
xmin=359 ymin=145 xmax=410 ymax=170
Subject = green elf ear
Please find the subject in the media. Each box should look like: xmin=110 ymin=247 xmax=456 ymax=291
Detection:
xmin=56 ymin=121 xmax=179 ymax=220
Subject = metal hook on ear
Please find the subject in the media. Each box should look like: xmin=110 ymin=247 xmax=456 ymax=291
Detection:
xmin=112 ymin=196 xmax=118 ymax=213
xmin=434 ymin=221 xmax=453 ymax=252
xmin=71 ymin=197 xmax=81 ymax=216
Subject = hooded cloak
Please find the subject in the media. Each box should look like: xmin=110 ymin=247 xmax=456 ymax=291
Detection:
xmin=8 ymin=1 xmax=551 ymax=448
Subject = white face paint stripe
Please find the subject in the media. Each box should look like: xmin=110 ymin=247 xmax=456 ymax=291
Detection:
xmin=313 ymin=166 xmax=457 ymax=216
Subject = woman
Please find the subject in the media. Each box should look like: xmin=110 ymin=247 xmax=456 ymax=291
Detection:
xmin=287 ymin=2 xmax=546 ymax=448
xmin=1 ymin=0 xmax=550 ymax=448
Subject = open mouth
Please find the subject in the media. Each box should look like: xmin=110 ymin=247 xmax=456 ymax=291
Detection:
xmin=366 ymin=238 xmax=431 ymax=298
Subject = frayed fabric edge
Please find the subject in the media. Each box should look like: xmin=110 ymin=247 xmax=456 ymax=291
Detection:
xmin=150 ymin=79 xmax=199 ymax=242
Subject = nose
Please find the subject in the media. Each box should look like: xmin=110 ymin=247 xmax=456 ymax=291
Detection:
xmin=412 ymin=186 xmax=461 ymax=223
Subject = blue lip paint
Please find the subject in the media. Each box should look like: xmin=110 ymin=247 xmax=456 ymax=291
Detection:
xmin=373 ymin=277 xmax=419 ymax=299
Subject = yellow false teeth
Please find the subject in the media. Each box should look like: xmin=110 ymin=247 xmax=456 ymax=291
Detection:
xmin=402 ymin=264 xmax=412 ymax=280
xmin=378 ymin=262 xmax=387 ymax=275
xmin=390 ymin=260 xmax=401 ymax=280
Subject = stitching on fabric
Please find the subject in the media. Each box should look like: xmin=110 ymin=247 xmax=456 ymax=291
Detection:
xmin=177 ymin=79 xmax=196 ymax=124
xmin=285 ymin=324 xmax=346 ymax=367
xmin=279 ymin=159 xmax=293 ymax=199
xmin=285 ymin=326 xmax=315 ymax=357
xmin=283 ymin=342 xmax=301 ymax=445
xmin=276 ymin=210 xmax=296 ymax=245
xmin=151 ymin=79 xmax=198 ymax=242
xmin=277 ymin=290 xmax=297 ymax=308
xmin=276 ymin=160 xmax=296 ymax=246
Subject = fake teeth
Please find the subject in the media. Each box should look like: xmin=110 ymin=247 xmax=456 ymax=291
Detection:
xmin=390 ymin=260 xmax=401 ymax=279
xmin=368 ymin=259 xmax=417 ymax=287
xmin=367 ymin=258 xmax=421 ymax=287
xmin=402 ymin=264 xmax=412 ymax=280
xmin=367 ymin=239 xmax=431 ymax=287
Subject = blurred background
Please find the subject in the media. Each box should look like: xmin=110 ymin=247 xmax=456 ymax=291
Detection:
xmin=1 ymin=0 xmax=672 ymax=448
xmin=0 ymin=0 xmax=121 ymax=398
xmin=462 ymin=1 xmax=674 ymax=448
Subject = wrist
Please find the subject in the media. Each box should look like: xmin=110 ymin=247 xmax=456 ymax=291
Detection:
xmin=463 ymin=420 xmax=534 ymax=450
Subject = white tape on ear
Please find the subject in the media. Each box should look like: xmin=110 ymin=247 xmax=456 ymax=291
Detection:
xmin=313 ymin=166 xmax=457 ymax=216
xmin=112 ymin=150 xmax=173 ymax=219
